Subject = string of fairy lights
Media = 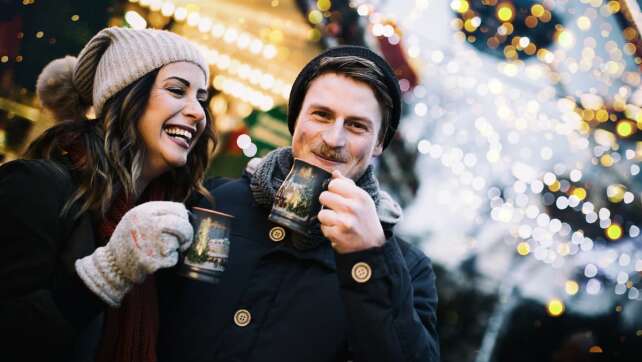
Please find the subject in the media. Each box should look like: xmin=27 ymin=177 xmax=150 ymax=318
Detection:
xmin=127 ymin=0 xmax=290 ymax=111
xmin=387 ymin=0 xmax=642 ymax=317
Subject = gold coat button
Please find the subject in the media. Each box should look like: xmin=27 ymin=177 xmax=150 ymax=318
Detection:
xmin=351 ymin=262 xmax=372 ymax=283
xmin=269 ymin=226 xmax=286 ymax=242
xmin=234 ymin=309 xmax=251 ymax=327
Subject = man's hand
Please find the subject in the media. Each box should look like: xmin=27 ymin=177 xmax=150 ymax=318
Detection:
xmin=318 ymin=170 xmax=385 ymax=254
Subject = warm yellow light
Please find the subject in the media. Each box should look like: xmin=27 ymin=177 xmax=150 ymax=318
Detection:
xmin=600 ymin=154 xmax=614 ymax=167
xmin=577 ymin=16 xmax=591 ymax=31
xmin=624 ymin=42 xmax=637 ymax=55
xmin=537 ymin=48 xmax=554 ymax=63
xmin=548 ymin=180 xmax=561 ymax=192
xmin=308 ymin=10 xmax=323 ymax=24
xmin=595 ymin=109 xmax=609 ymax=122
xmin=572 ymin=187 xmax=587 ymax=200
xmin=579 ymin=121 xmax=590 ymax=134
xmin=608 ymin=185 xmax=626 ymax=202
xmin=497 ymin=4 xmax=514 ymax=22
xmin=317 ymin=0 xmax=331 ymax=11
xmin=606 ymin=61 xmax=621 ymax=75
xmin=617 ymin=120 xmax=634 ymax=137
xmin=71 ymin=14 xmax=80 ymax=21
xmin=525 ymin=15 xmax=538 ymax=28
xmin=557 ymin=29 xmax=575 ymax=48
xmin=547 ymin=299 xmax=565 ymax=317
xmin=606 ymin=224 xmax=622 ymax=240
xmin=268 ymin=29 xmax=283 ymax=44
xmin=607 ymin=1 xmax=620 ymax=13
xmin=565 ymin=280 xmax=579 ymax=296
xmin=589 ymin=345 xmax=604 ymax=353
xmin=583 ymin=109 xmax=595 ymax=121
xmin=516 ymin=242 xmax=530 ymax=256
xmin=308 ymin=28 xmax=321 ymax=41
xmin=531 ymin=4 xmax=545 ymax=17
xmin=524 ymin=43 xmax=537 ymax=55
xmin=464 ymin=19 xmax=478 ymax=32
xmin=503 ymin=46 xmax=518 ymax=60
xmin=450 ymin=0 xmax=469 ymax=13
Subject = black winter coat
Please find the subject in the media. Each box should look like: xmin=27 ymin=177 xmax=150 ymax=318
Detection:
xmin=157 ymin=176 xmax=440 ymax=362
xmin=0 ymin=159 xmax=106 ymax=362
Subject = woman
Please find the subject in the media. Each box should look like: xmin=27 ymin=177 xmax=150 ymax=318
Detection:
xmin=0 ymin=27 xmax=215 ymax=362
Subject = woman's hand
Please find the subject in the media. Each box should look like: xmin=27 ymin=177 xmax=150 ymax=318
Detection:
xmin=75 ymin=201 xmax=193 ymax=306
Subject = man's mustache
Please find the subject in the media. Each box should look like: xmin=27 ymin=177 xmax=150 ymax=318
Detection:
xmin=313 ymin=143 xmax=349 ymax=163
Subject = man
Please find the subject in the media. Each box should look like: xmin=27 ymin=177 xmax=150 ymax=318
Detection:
xmin=158 ymin=46 xmax=440 ymax=362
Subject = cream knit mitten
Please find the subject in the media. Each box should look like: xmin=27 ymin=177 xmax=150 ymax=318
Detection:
xmin=75 ymin=201 xmax=193 ymax=306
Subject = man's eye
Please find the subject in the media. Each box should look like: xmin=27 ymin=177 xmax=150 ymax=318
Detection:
xmin=348 ymin=121 xmax=368 ymax=131
xmin=312 ymin=111 xmax=329 ymax=118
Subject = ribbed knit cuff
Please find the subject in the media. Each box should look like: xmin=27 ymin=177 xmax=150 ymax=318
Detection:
xmin=74 ymin=247 xmax=133 ymax=307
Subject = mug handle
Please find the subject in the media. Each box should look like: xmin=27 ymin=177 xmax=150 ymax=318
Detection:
xmin=309 ymin=178 xmax=332 ymax=224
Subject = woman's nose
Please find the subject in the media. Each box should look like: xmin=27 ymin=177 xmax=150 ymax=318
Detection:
xmin=183 ymin=97 xmax=205 ymax=122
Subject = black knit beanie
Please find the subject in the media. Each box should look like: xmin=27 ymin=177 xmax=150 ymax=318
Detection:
xmin=287 ymin=46 xmax=401 ymax=149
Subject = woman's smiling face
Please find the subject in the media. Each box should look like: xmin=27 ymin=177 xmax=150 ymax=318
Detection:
xmin=137 ymin=61 xmax=208 ymax=180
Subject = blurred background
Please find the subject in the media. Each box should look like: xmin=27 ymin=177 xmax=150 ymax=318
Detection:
xmin=1 ymin=0 xmax=641 ymax=361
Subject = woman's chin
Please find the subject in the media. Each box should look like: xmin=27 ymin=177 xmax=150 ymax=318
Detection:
xmin=162 ymin=152 xmax=189 ymax=170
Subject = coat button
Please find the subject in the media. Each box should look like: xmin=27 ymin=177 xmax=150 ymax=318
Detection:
xmin=269 ymin=226 xmax=286 ymax=242
xmin=234 ymin=309 xmax=251 ymax=327
xmin=351 ymin=262 xmax=372 ymax=283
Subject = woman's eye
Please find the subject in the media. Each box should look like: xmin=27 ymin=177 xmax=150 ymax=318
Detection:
xmin=168 ymin=88 xmax=185 ymax=96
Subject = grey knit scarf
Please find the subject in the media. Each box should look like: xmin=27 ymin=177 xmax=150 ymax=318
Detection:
xmin=249 ymin=147 xmax=401 ymax=250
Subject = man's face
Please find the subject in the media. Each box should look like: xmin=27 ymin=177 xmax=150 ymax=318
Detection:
xmin=291 ymin=73 xmax=384 ymax=180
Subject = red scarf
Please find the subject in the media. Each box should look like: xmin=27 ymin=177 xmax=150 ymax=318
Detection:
xmin=63 ymin=132 xmax=166 ymax=362
xmin=95 ymin=182 xmax=166 ymax=362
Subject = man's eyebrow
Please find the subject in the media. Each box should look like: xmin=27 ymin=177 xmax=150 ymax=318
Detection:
xmin=308 ymin=104 xmax=335 ymax=113
xmin=164 ymin=76 xmax=208 ymax=98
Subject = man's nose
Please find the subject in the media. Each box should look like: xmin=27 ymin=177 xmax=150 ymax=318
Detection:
xmin=321 ymin=120 xmax=346 ymax=148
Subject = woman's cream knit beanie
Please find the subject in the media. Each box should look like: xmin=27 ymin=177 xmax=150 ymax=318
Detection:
xmin=36 ymin=27 xmax=209 ymax=121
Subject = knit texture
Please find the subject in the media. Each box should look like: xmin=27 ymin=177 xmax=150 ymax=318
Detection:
xmin=287 ymin=46 xmax=401 ymax=149
xmin=248 ymin=147 xmax=401 ymax=249
xmin=75 ymin=201 xmax=194 ymax=307
xmin=37 ymin=27 xmax=209 ymax=120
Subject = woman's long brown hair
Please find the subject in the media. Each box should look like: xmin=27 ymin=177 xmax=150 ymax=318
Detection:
xmin=24 ymin=68 xmax=216 ymax=218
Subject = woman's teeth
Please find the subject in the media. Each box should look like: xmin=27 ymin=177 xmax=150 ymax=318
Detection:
xmin=164 ymin=126 xmax=193 ymax=143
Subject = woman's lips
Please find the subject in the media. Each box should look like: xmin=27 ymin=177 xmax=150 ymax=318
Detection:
xmin=164 ymin=131 xmax=190 ymax=149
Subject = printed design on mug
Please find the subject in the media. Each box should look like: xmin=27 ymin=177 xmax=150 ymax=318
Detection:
xmin=273 ymin=165 xmax=315 ymax=223
xmin=185 ymin=216 xmax=230 ymax=272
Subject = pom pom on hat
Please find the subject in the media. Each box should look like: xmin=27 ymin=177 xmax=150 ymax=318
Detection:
xmin=36 ymin=56 xmax=89 ymax=122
